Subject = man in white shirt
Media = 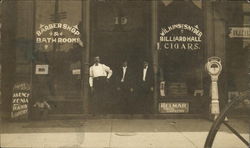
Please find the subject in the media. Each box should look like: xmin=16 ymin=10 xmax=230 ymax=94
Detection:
xmin=89 ymin=56 xmax=113 ymax=114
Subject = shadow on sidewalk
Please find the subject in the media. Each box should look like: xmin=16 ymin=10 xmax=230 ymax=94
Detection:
xmin=1 ymin=118 xmax=249 ymax=134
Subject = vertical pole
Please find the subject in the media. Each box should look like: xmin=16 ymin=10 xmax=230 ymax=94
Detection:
xmin=203 ymin=0 xmax=219 ymax=119
xmin=151 ymin=0 xmax=158 ymax=114
xmin=0 ymin=2 xmax=1 ymax=108
xmin=30 ymin=0 xmax=36 ymax=119
xmin=50 ymin=0 xmax=60 ymax=96
xmin=82 ymin=0 xmax=91 ymax=114
xmin=203 ymin=0 xmax=215 ymax=58
xmin=211 ymin=75 xmax=220 ymax=119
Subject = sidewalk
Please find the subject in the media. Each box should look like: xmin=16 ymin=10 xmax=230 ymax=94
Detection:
xmin=1 ymin=118 xmax=249 ymax=148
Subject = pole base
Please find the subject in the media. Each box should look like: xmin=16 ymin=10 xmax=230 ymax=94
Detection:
xmin=208 ymin=114 xmax=219 ymax=121
xmin=208 ymin=114 xmax=229 ymax=121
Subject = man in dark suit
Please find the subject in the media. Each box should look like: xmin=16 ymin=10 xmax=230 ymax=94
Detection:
xmin=136 ymin=61 xmax=154 ymax=114
xmin=115 ymin=61 xmax=135 ymax=114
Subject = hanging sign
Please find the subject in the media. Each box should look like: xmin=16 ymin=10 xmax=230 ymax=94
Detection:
xmin=11 ymin=82 xmax=31 ymax=120
xmin=159 ymin=24 xmax=203 ymax=51
xmin=229 ymin=27 xmax=250 ymax=38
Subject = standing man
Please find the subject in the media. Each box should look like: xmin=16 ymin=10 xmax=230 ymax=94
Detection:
xmin=136 ymin=60 xmax=154 ymax=114
xmin=116 ymin=61 xmax=135 ymax=114
xmin=89 ymin=56 xmax=113 ymax=114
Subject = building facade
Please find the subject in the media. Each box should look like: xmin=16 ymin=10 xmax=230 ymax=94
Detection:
xmin=1 ymin=0 xmax=250 ymax=119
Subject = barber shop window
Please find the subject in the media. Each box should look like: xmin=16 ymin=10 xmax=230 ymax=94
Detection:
xmin=33 ymin=0 xmax=84 ymax=114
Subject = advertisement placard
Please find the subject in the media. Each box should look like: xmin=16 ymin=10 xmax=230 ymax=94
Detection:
xmin=159 ymin=102 xmax=189 ymax=113
xmin=11 ymin=82 xmax=31 ymax=120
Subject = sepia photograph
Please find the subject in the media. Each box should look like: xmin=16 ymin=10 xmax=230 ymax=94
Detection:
xmin=0 ymin=0 xmax=250 ymax=147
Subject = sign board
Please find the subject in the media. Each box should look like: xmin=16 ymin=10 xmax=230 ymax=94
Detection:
xmin=11 ymin=82 xmax=31 ymax=120
xmin=35 ymin=23 xmax=82 ymax=52
xmin=35 ymin=65 xmax=49 ymax=74
xmin=36 ymin=23 xmax=81 ymax=44
xmin=159 ymin=102 xmax=189 ymax=113
xmin=158 ymin=24 xmax=203 ymax=51
xmin=72 ymin=69 xmax=81 ymax=75
xmin=229 ymin=27 xmax=250 ymax=38
xmin=158 ymin=2 xmax=204 ymax=52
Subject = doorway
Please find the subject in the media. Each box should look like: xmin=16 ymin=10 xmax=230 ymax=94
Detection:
xmin=90 ymin=0 xmax=151 ymax=114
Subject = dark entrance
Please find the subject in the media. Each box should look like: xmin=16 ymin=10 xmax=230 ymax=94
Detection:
xmin=90 ymin=1 xmax=151 ymax=114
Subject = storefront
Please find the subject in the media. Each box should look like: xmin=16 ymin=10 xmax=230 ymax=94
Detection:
xmin=157 ymin=1 xmax=206 ymax=114
xmin=1 ymin=0 xmax=249 ymax=119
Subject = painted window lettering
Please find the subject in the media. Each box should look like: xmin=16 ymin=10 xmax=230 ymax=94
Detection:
xmin=160 ymin=36 xmax=201 ymax=42
xmin=36 ymin=37 xmax=81 ymax=43
xmin=36 ymin=23 xmax=80 ymax=36
xmin=163 ymin=43 xmax=200 ymax=50
xmin=35 ymin=23 xmax=81 ymax=45
xmin=159 ymin=24 xmax=203 ymax=51
xmin=160 ymin=24 xmax=202 ymax=37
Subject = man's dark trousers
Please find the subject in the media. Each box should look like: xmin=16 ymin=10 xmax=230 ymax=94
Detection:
xmin=118 ymin=83 xmax=135 ymax=114
xmin=137 ymin=82 xmax=153 ymax=114
xmin=93 ymin=76 xmax=108 ymax=114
